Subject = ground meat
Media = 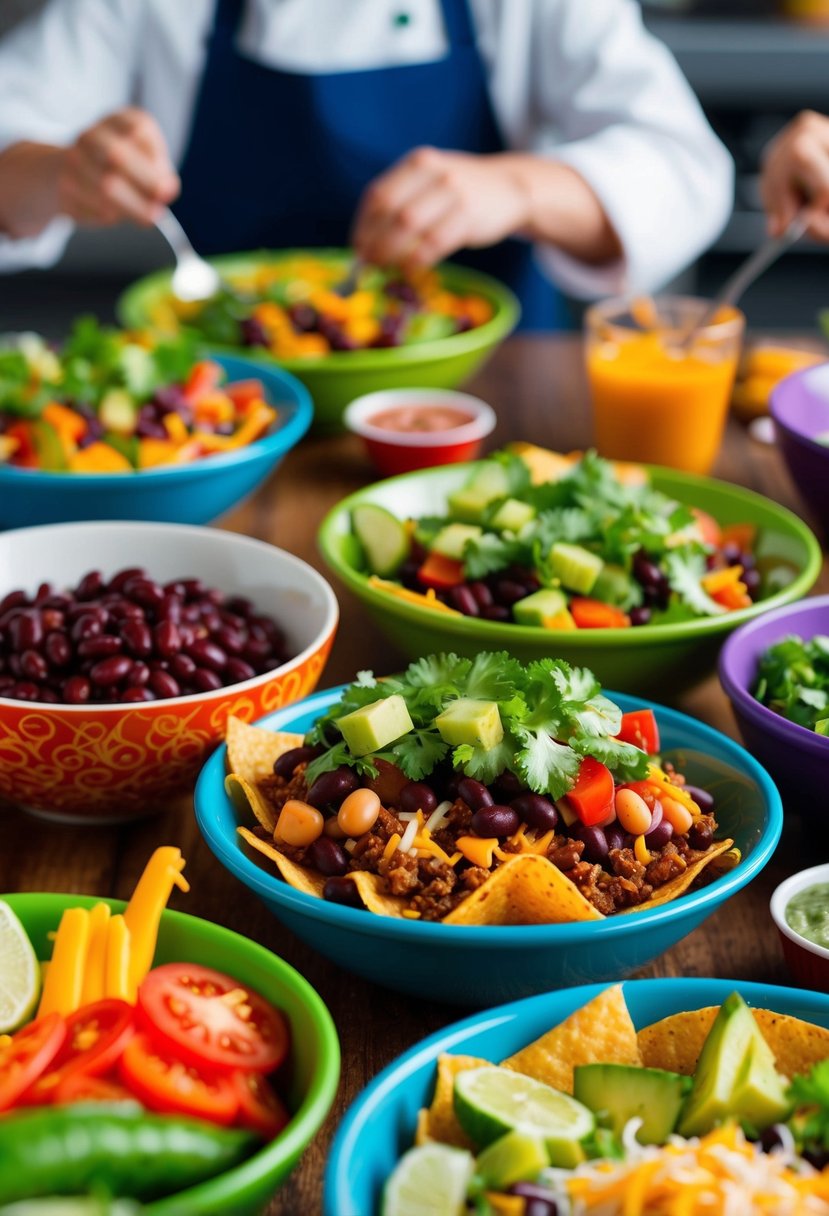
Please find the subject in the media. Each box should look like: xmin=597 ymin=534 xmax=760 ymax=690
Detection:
xmin=383 ymin=854 xmax=419 ymax=895
xmin=350 ymin=833 xmax=387 ymax=869
xmin=460 ymin=866 xmax=490 ymax=891
xmin=608 ymin=847 xmax=646 ymax=882
xmin=259 ymin=766 xmax=309 ymax=815
xmin=646 ymin=842 xmax=688 ymax=887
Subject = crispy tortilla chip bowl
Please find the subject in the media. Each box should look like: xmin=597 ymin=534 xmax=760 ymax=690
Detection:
xmin=0 ymin=356 xmax=312 ymax=529
xmin=117 ymin=250 xmax=520 ymax=434
xmin=323 ymin=977 xmax=829 ymax=1216
xmin=194 ymin=685 xmax=781 ymax=1007
xmin=0 ymin=521 xmax=337 ymax=823
xmin=4 ymin=891 xmax=339 ymax=1215
xmin=318 ymin=461 xmax=820 ymax=695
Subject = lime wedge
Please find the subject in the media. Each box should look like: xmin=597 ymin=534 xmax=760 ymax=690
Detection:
xmin=475 ymin=1130 xmax=549 ymax=1189
xmin=352 ymin=503 xmax=409 ymax=578
xmin=0 ymin=900 xmax=40 ymax=1033
xmin=382 ymin=1144 xmax=474 ymax=1216
xmin=454 ymin=1066 xmax=594 ymax=1167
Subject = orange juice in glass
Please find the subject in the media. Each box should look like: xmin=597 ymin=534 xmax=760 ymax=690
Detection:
xmin=584 ymin=296 xmax=744 ymax=475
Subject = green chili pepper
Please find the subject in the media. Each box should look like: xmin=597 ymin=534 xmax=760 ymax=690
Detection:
xmin=0 ymin=1103 xmax=258 ymax=1205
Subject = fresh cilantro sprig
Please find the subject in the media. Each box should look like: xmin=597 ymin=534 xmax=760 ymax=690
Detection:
xmin=787 ymin=1061 xmax=829 ymax=1154
xmin=754 ymin=634 xmax=829 ymax=734
xmin=302 ymin=652 xmax=649 ymax=799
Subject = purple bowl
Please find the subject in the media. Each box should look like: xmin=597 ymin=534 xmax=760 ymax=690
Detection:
xmin=771 ymin=364 xmax=829 ymax=540
xmin=719 ymin=595 xmax=829 ymax=813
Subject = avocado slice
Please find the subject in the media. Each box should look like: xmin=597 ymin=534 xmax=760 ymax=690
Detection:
xmin=574 ymin=1063 xmax=691 ymax=1146
xmin=549 ymin=543 xmax=603 ymax=595
xmin=729 ymin=1036 xmax=791 ymax=1132
xmin=435 ymin=698 xmax=503 ymax=749
xmin=352 ymin=503 xmax=409 ymax=577
xmin=431 ymin=523 xmax=483 ymax=561
xmin=490 ymin=498 xmax=536 ymax=534
xmin=475 ymin=1131 xmax=549 ymax=1190
xmin=592 ymin=564 xmax=641 ymax=610
xmin=337 ymin=694 xmax=414 ymax=756
xmin=447 ymin=462 xmax=510 ymax=522
xmin=512 ymin=588 xmax=568 ymax=627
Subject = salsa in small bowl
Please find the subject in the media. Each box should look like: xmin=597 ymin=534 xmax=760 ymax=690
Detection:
xmin=344 ymin=388 xmax=496 ymax=476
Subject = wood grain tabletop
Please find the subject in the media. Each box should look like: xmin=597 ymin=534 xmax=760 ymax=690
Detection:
xmin=3 ymin=335 xmax=827 ymax=1215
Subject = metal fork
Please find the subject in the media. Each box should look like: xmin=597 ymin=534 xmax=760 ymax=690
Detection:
xmin=155 ymin=208 xmax=222 ymax=302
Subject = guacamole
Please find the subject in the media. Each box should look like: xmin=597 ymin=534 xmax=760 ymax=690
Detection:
xmin=786 ymin=883 xmax=829 ymax=948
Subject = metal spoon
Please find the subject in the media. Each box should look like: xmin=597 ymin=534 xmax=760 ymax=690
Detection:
xmin=155 ymin=208 xmax=222 ymax=302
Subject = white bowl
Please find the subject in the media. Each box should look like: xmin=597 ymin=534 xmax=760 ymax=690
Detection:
xmin=770 ymin=863 xmax=829 ymax=990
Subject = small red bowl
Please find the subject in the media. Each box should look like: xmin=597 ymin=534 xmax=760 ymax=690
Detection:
xmin=344 ymin=389 xmax=496 ymax=476
xmin=770 ymin=864 xmax=829 ymax=991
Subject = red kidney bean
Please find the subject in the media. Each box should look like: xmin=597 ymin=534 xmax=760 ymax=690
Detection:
xmin=199 ymin=608 xmax=222 ymax=635
xmin=181 ymin=578 xmax=206 ymax=599
xmin=44 ymin=632 xmax=71 ymax=668
xmin=89 ymin=655 xmax=133 ymax=687
xmin=629 ymin=606 xmax=652 ymax=627
xmin=214 ymin=626 xmax=245 ymax=655
xmin=121 ymin=620 xmax=153 ymax=658
xmin=480 ymin=605 xmax=511 ymax=622
xmin=63 ymin=675 xmax=91 ymax=704
xmin=242 ymin=637 xmax=271 ymax=665
xmin=494 ymin=770 xmax=525 ymax=799
xmin=169 ymin=653 xmax=197 ymax=681
xmin=0 ymin=676 xmax=14 ymax=694
xmin=187 ymin=638 xmax=227 ymax=673
xmin=35 ymin=687 xmax=58 ymax=704
xmin=307 ymin=767 xmax=360 ymax=809
xmin=126 ymin=662 xmax=150 ymax=687
xmin=120 ymin=686 xmax=155 ymax=703
xmin=40 ymin=608 xmax=65 ymax=632
xmin=575 ymin=823 xmax=609 ymax=863
xmin=181 ymin=604 xmax=201 ymax=623
xmin=495 ymin=579 xmax=528 ymax=606
xmin=605 ymin=823 xmax=632 ymax=852
xmin=308 ymin=837 xmax=350 ymax=877
xmin=511 ymin=793 xmax=558 ymax=832
xmin=10 ymin=612 xmax=43 ymax=651
xmin=20 ymin=650 xmax=48 ymax=681
xmin=156 ymin=594 xmax=182 ymax=623
xmin=149 ymin=670 xmax=180 ymax=699
xmin=34 ymin=582 xmax=53 ymax=604
xmin=322 ymin=876 xmax=363 ymax=907
xmin=148 ymin=658 xmax=169 ymax=671
xmin=108 ymin=567 xmax=146 ymax=592
xmin=685 ymin=784 xmax=715 ymax=813
xmin=7 ymin=655 xmax=21 ymax=677
xmin=191 ymin=667 xmax=223 ymax=692
xmin=219 ymin=609 xmax=246 ymax=631
xmin=70 ymin=614 xmax=102 ymax=644
xmin=645 ymin=819 xmax=674 ymax=849
xmin=274 ymin=745 xmax=320 ymax=779
xmin=457 ymin=777 xmax=493 ymax=811
xmin=687 ymin=820 xmax=713 ymax=850
xmin=154 ymin=620 xmax=181 ymax=657
xmin=0 ymin=590 xmax=28 ymax=614
xmin=468 ymin=581 xmax=494 ymax=609
xmin=78 ymin=635 xmax=123 ymax=660
xmin=399 ymin=782 xmax=438 ymax=816
xmin=12 ymin=681 xmax=42 ymax=701
xmin=224 ymin=657 xmax=256 ymax=684
xmin=108 ymin=600 xmax=144 ymax=622
xmin=472 ymin=805 xmax=519 ymax=837
xmin=449 ymin=586 xmax=480 ymax=616
xmin=164 ymin=580 xmax=188 ymax=598
xmin=226 ymin=595 xmax=254 ymax=617
xmin=75 ymin=571 xmax=104 ymax=601
xmin=124 ymin=577 xmax=164 ymax=609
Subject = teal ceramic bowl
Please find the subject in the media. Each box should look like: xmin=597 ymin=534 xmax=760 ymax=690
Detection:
xmin=318 ymin=462 xmax=821 ymax=695
xmin=2 ymin=892 xmax=340 ymax=1216
xmin=117 ymin=250 xmax=520 ymax=434
xmin=194 ymin=686 xmax=782 ymax=1008
xmin=324 ymin=976 xmax=829 ymax=1216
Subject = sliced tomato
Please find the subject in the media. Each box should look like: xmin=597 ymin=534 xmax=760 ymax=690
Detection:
xmin=0 ymin=1012 xmax=66 ymax=1111
xmin=137 ymin=963 xmax=289 ymax=1074
xmin=28 ymin=998 xmax=135 ymax=1103
xmin=616 ymin=709 xmax=660 ymax=755
xmin=233 ymin=1071 xmax=290 ymax=1140
xmin=566 ymin=756 xmax=615 ymax=827
xmin=570 ymin=598 xmax=630 ymax=629
xmin=417 ymin=552 xmax=465 ymax=590
xmin=225 ymin=379 xmax=266 ymax=414
xmin=183 ymin=359 xmax=223 ymax=403
xmin=119 ymin=1032 xmax=239 ymax=1125
xmin=54 ymin=1072 xmax=135 ymax=1105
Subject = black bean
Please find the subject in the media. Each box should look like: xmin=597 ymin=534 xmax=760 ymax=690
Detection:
xmin=494 ymin=579 xmax=528 ymax=606
xmin=687 ymin=821 xmax=713 ymax=850
xmin=274 ymin=746 xmax=320 ymax=779
xmin=575 ymin=823 xmax=609 ymax=863
xmin=399 ymin=782 xmax=438 ymax=816
xmin=629 ymin=606 xmax=652 ymax=627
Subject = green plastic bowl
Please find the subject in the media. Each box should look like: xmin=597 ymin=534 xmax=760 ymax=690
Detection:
xmin=117 ymin=250 xmax=520 ymax=434
xmin=318 ymin=462 xmax=822 ymax=695
xmin=2 ymin=893 xmax=340 ymax=1216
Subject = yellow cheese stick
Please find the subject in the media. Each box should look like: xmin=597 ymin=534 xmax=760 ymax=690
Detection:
xmin=80 ymin=902 xmax=111 ymax=1006
xmin=123 ymin=847 xmax=189 ymax=989
xmin=104 ymin=915 xmax=133 ymax=1003
xmin=37 ymin=907 xmax=90 ymax=1018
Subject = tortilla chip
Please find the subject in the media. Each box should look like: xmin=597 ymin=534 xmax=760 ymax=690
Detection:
xmin=226 ymin=774 xmax=278 ymax=833
xmin=238 ymin=827 xmax=326 ymax=896
xmin=349 ymin=871 xmax=408 ymax=918
xmin=414 ymin=1108 xmax=432 ymax=1146
xmin=444 ymin=854 xmax=603 ymax=926
xmin=422 ymin=1054 xmax=490 ymax=1149
xmin=639 ymin=1006 xmax=829 ymax=1078
xmin=501 ymin=984 xmax=640 ymax=1093
xmin=622 ymin=839 xmax=738 ymax=913
xmin=226 ymin=715 xmax=304 ymax=784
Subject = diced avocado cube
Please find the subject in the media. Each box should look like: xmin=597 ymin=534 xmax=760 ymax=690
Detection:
xmin=592 ymin=564 xmax=641 ymax=609
xmin=447 ymin=487 xmax=495 ymax=523
xmin=435 ymin=698 xmax=503 ymax=750
xmin=431 ymin=523 xmax=483 ymax=561
xmin=512 ymin=588 xmax=568 ymax=628
xmin=447 ymin=462 xmax=510 ymax=522
xmin=338 ymin=694 xmax=414 ymax=756
xmin=475 ymin=1131 xmax=549 ymax=1190
xmin=490 ymin=498 xmax=536 ymax=533
xmin=549 ymin=543 xmax=603 ymax=595
xmin=574 ymin=1064 xmax=691 ymax=1146
xmin=99 ymin=388 xmax=137 ymax=436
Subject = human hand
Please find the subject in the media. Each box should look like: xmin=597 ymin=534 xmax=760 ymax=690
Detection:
xmin=352 ymin=147 xmax=531 ymax=268
xmin=57 ymin=107 xmax=179 ymax=227
xmin=761 ymin=110 xmax=829 ymax=241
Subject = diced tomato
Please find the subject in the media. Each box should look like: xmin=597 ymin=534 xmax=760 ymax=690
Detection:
xmin=225 ymin=379 xmax=266 ymax=414
xmin=616 ymin=709 xmax=660 ymax=755
xmin=417 ymin=552 xmax=465 ymax=590
xmin=119 ymin=1033 xmax=239 ymax=1125
xmin=183 ymin=360 xmax=223 ymax=403
xmin=5 ymin=422 xmax=38 ymax=469
xmin=137 ymin=963 xmax=289 ymax=1074
xmin=54 ymin=1072 xmax=135 ymax=1105
xmin=621 ymin=781 xmax=661 ymax=811
xmin=719 ymin=522 xmax=756 ymax=553
xmin=691 ymin=507 xmax=722 ymax=548
xmin=28 ymin=998 xmax=135 ymax=1103
xmin=233 ymin=1071 xmax=290 ymax=1140
xmin=570 ymin=598 xmax=630 ymax=630
xmin=566 ymin=757 xmax=615 ymax=827
xmin=0 ymin=1013 xmax=66 ymax=1111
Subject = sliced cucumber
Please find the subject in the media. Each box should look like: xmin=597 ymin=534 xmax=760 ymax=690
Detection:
xmin=352 ymin=503 xmax=410 ymax=577
xmin=549 ymin=543 xmax=603 ymax=595
xmin=490 ymin=498 xmax=536 ymax=533
xmin=431 ymin=523 xmax=483 ymax=561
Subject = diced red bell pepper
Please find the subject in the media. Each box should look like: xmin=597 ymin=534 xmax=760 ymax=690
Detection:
xmin=566 ymin=756 xmax=615 ymax=827
xmin=417 ymin=552 xmax=465 ymax=590
xmin=225 ymin=379 xmax=266 ymax=414
xmin=5 ymin=422 xmax=38 ymax=469
xmin=616 ymin=709 xmax=660 ymax=754
xmin=570 ymin=598 xmax=630 ymax=629
xmin=183 ymin=360 xmax=223 ymax=403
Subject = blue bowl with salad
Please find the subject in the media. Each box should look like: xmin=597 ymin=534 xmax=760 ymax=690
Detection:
xmin=324 ymin=976 xmax=829 ymax=1216
xmin=0 ymin=323 xmax=312 ymax=528
xmin=195 ymin=651 xmax=782 ymax=1007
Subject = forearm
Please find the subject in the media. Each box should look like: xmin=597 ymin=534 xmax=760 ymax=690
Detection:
xmin=0 ymin=141 xmax=65 ymax=239
xmin=500 ymin=153 xmax=622 ymax=266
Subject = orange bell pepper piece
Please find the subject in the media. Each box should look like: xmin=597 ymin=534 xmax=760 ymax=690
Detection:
xmin=225 ymin=379 xmax=266 ymax=414
xmin=68 ymin=442 xmax=133 ymax=473
xmin=417 ymin=552 xmax=465 ymax=590
xmin=43 ymin=402 xmax=86 ymax=444
xmin=570 ymin=598 xmax=630 ymax=629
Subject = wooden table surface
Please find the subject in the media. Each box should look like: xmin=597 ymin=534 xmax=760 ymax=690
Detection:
xmin=3 ymin=335 xmax=827 ymax=1215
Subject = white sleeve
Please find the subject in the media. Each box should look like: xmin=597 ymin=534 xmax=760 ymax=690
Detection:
xmin=0 ymin=0 xmax=143 ymax=272
xmin=488 ymin=0 xmax=734 ymax=300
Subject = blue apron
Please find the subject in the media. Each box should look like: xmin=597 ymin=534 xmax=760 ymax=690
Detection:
xmin=173 ymin=0 xmax=567 ymax=330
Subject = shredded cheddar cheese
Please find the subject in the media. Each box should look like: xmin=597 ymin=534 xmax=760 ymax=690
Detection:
xmin=366 ymin=576 xmax=462 ymax=615
xmin=647 ymin=764 xmax=701 ymax=819
xmin=456 ymin=836 xmax=499 ymax=868
xmin=382 ymin=833 xmax=402 ymax=862
xmin=634 ymin=835 xmax=652 ymax=865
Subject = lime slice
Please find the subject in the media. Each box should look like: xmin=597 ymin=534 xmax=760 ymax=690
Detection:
xmin=382 ymin=1144 xmax=474 ymax=1216
xmin=454 ymin=1066 xmax=594 ymax=1167
xmin=352 ymin=503 xmax=409 ymax=577
xmin=0 ymin=900 xmax=40 ymax=1033
xmin=475 ymin=1130 xmax=550 ymax=1189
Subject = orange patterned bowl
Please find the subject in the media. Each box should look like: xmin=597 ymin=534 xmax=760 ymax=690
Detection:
xmin=0 ymin=521 xmax=338 ymax=823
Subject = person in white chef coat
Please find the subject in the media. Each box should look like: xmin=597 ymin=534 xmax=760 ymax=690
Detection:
xmin=762 ymin=110 xmax=829 ymax=244
xmin=0 ymin=0 xmax=733 ymax=328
